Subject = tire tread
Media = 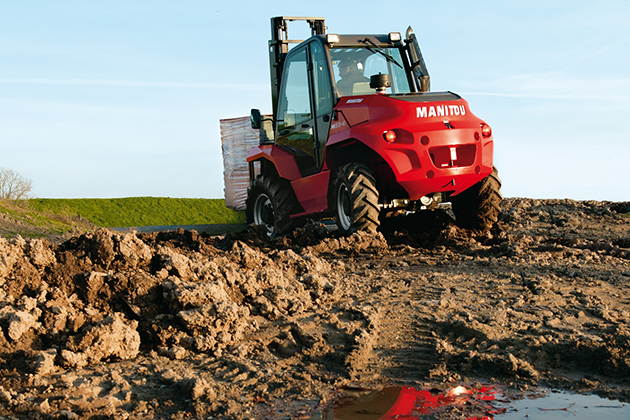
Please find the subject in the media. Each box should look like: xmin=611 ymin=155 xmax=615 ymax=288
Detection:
xmin=451 ymin=166 xmax=503 ymax=230
xmin=335 ymin=163 xmax=380 ymax=234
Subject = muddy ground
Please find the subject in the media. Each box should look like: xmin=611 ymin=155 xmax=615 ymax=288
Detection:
xmin=0 ymin=198 xmax=629 ymax=419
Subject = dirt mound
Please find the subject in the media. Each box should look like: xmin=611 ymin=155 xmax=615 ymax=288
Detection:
xmin=0 ymin=198 xmax=629 ymax=418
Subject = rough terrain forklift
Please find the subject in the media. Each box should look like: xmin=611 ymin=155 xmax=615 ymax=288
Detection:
xmin=247 ymin=16 xmax=501 ymax=235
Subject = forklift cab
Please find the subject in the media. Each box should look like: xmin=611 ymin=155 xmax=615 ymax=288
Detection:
xmin=273 ymin=34 xmax=419 ymax=176
xmin=251 ymin=16 xmax=430 ymax=177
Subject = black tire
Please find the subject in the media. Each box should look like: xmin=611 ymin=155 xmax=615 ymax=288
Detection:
xmin=333 ymin=163 xmax=380 ymax=235
xmin=451 ymin=166 xmax=502 ymax=230
xmin=245 ymin=175 xmax=298 ymax=236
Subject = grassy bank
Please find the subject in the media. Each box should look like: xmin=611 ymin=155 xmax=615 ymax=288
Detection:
xmin=0 ymin=199 xmax=95 ymax=240
xmin=28 ymin=197 xmax=245 ymax=227
xmin=0 ymin=200 xmax=75 ymax=236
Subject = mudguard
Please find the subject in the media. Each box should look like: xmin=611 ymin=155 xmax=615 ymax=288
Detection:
xmin=246 ymin=144 xmax=302 ymax=181
xmin=247 ymin=144 xmax=331 ymax=215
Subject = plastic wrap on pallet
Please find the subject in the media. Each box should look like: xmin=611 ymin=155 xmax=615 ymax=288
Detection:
xmin=220 ymin=116 xmax=273 ymax=211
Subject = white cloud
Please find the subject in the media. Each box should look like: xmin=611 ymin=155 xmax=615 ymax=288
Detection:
xmin=461 ymin=72 xmax=630 ymax=103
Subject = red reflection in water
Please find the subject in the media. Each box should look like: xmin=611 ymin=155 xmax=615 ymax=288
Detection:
xmin=379 ymin=385 xmax=506 ymax=419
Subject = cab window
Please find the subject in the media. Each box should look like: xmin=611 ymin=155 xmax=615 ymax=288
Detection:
xmin=331 ymin=47 xmax=411 ymax=96
xmin=277 ymin=48 xmax=310 ymax=130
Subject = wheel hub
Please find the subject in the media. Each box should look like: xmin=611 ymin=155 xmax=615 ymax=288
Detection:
xmin=336 ymin=183 xmax=352 ymax=231
xmin=253 ymin=193 xmax=275 ymax=235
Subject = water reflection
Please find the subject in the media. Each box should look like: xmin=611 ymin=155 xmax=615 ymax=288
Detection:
xmin=312 ymin=385 xmax=630 ymax=420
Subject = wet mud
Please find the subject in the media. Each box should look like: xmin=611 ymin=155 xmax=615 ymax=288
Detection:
xmin=0 ymin=198 xmax=629 ymax=419
xmin=315 ymin=385 xmax=630 ymax=419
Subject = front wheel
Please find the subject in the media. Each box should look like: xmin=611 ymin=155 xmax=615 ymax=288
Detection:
xmin=245 ymin=175 xmax=297 ymax=236
xmin=333 ymin=163 xmax=380 ymax=235
xmin=451 ymin=166 xmax=502 ymax=230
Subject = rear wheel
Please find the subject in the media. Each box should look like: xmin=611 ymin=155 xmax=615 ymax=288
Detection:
xmin=334 ymin=163 xmax=380 ymax=234
xmin=451 ymin=166 xmax=502 ymax=230
xmin=246 ymin=175 xmax=297 ymax=236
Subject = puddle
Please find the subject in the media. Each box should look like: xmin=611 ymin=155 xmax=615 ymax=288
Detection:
xmin=495 ymin=390 xmax=629 ymax=419
xmin=307 ymin=385 xmax=630 ymax=420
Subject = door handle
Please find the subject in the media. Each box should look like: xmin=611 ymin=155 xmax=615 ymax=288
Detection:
xmin=301 ymin=123 xmax=310 ymax=128
xmin=279 ymin=129 xmax=290 ymax=136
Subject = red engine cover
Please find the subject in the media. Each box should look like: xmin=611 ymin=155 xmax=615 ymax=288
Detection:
xmin=328 ymin=93 xmax=494 ymax=200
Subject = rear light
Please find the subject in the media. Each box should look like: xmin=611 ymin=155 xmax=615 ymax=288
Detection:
xmin=383 ymin=130 xmax=396 ymax=143
xmin=481 ymin=123 xmax=492 ymax=138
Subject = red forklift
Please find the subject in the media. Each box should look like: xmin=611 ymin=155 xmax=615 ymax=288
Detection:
xmin=247 ymin=16 xmax=501 ymax=235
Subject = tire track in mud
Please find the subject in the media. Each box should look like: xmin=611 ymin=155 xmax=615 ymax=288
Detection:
xmin=364 ymin=274 xmax=443 ymax=383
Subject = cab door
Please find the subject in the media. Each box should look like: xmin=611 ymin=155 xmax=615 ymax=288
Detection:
xmin=310 ymin=41 xmax=333 ymax=167
xmin=275 ymin=41 xmax=333 ymax=177
xmin=275 ymin=46 xmax=318 ymax=176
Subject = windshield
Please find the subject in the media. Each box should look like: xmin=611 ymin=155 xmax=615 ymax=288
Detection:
xmin=330 ymin=46 xmax=411 ymax=97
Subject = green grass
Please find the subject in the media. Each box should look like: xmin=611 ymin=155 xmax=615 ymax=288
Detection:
xmin=0 ymin=199 xmax=80 ymax=239
xmin=0 ymin=203 xmax=69 ymax=235
xmin=28 ymin=197 xmax=246 ymax=228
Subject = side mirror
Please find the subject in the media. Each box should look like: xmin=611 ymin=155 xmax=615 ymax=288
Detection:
xmin=250 ymin=109 xmax=262 ymax=129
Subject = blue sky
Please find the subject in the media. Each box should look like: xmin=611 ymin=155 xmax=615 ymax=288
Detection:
xmin=1 ymin=1 xmax=628 ymax=201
